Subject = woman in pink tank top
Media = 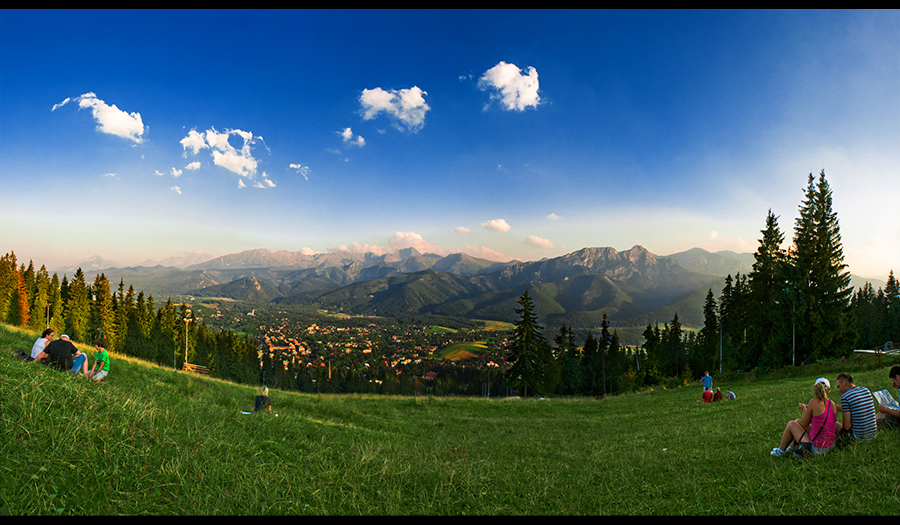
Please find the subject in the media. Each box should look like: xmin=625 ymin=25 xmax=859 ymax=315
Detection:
xmin=770 ymin=378 xmax=836 ymax=456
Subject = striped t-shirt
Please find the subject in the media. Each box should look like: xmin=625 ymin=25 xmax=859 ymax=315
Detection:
xmin=841 ymin=386 xmax=877 ymax=440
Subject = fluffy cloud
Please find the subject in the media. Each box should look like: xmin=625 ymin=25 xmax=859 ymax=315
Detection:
xmin=546 ymin=213 xmax=563 ymax=220
xmin=53 ymin=92 xmax=146 ymax=143
xmin=478 ymin=62 xmax=541 ymax=111
xmin=181 ymin=127 xmax=273 ymax=189
xmin=454 ymin=226 xmax=471 ymax=233
xmin=360 ymin=86 xmax=430 ymax=132
xmin=388 ymin=231 xmax=444 ymax=255
xmin=338 ymin=127 xmax=365 ymax=147
xmin=481 ymin=218 xmax=511 ymax=232
xmin=185 ymin=161 xmax=201 ymax=170
xmin=525 ymin=235 xmax=555 ymax=249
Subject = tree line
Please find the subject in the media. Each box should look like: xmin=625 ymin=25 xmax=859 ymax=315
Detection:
xmin=0 ymin=257 xmax=261 ymax=385
xmin=504 ymin=171 xmax=899 ymax=397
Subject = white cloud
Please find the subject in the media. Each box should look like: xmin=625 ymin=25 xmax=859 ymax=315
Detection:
xmin=185 ymin=161 xmax=201 ymax=170
xmin=180 ymin=129 xmax=207 ymax=155
xmin=338 ymin=127 xmax=365 ymax=147
xmin=289 ymin=163 xmax=310 ymax=180
xmin=525 ymin=235 xmax=555 ymax=249
xmin=170 ymin=186 xmax=181 ymax=195
xmin=103 ymin=172 xmax=116 ymax=178
xmin=170 ymin=167 xmax=182 ymax=178
xmin=388 ymin=231 xmax=444 ymax=255
xmin=53 ymin=92 xmax=146 ymax=143
xmin=546 ymin=213 xmax=563 ymax=220
xmin=460 ymin=245 xmax=513 ymax=262
xmin=328 ymin=241 xmax=392 ymax=256
xmin=454 ymin=226 xmax=471 ymax=233
xmin=478 ymin=61 xmax=541 ymax=111
xmin=481 ymin=218 xmax=511 ymax=232
xmin=359 ymin=86 xmax=430 ymax=132
xmin=181 ymin=127 xmax=272 ymax=188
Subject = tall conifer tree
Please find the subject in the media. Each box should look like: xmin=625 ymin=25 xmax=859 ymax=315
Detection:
xmin=504 ymin=289 xmax=554 ymax=397
xmin=791 ymin=170 xmax=856 ymax=361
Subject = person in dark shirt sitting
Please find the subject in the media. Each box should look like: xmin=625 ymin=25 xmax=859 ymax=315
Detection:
xmin=254 ymin=386 xmax=272 ymax=413
xmin=36 ymin=334 xmax=78 ymax=372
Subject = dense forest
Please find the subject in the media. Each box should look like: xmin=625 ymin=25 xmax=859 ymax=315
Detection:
xmin=3 ymin=171 xmax=898 ymax=397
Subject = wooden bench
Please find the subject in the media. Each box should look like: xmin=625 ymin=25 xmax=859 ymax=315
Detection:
xmin=182 ymin=362 xmax=210 ymax=374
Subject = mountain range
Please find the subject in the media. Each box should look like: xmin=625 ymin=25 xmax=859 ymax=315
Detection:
xmin=66 ymin=245 xmax=883 ymax=332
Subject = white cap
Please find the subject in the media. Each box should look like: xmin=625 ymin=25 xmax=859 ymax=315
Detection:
xmin=815 ymin=377 xmax=830 ymax=388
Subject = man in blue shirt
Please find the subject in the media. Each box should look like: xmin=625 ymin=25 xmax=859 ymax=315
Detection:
xmin=701 ymin=371 xmax=713 ymax=391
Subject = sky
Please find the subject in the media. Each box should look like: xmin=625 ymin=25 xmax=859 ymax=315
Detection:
xmin=1 ymin=10 xmax=898 ymax=280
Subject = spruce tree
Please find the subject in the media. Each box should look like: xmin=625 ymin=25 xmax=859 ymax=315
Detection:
xmin=581 ymin=330 xmax=600 ymax=396
xmin=65 ymin=268 xmax=90 ymax=342
xmin=884 ymin=271 xmax=900 ymax=344
xmin=747 ymin=209 xmax=793 ymax=369
xmin=504 ymin=289 xmax=553 ymax=396
xmin=791 ymin=170 xmax=856 ymax=361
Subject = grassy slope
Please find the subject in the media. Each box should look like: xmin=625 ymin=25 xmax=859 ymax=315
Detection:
xmin=1 ymin=323 xmax=898 ymax=515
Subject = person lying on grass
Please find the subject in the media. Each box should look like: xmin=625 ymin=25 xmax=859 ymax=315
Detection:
xmin=770 ymin=377 xmax=837 ymax=457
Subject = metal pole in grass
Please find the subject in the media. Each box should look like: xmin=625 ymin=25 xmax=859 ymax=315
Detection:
xmin=184 ymin=317 xmax=192 ymax=366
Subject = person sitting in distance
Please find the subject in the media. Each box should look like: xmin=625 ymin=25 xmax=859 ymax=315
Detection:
xmin=254 ymin=386 xmax=272 ymax=413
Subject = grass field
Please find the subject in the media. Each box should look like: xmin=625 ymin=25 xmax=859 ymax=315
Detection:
xmin=1 ymin=323 xmax=898 ymax=515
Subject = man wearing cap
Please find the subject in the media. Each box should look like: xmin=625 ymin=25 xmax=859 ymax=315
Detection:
xmin=834 ymin=372 xmax=877 ymax=441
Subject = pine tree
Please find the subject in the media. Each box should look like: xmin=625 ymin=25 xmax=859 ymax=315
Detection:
xmin=8 ymin=265 xmax=30 ymax=327
xmin=0 ymin=252 xmax=17 ymax=322
xmin=504 ymin=290 xmax=554 ymax=397
xmin=47 ymin=273 xmax=66 ymax=336
xmin=884 ymin=271 xmax=900 ymax=344
xmin=791 ymin=170 xmax=856 ymax=362
xmin=65 ymin=268 xmax=91 ymax=342
xmin=747 ymin=209 xmax=793 ymax=369
xmin=555 ymin=323 xmax=581 ymax=395
xmin=90 ymin=273 xmax=117 ymax=350
xmin=696 ymin=288 xmax=719 ymax=374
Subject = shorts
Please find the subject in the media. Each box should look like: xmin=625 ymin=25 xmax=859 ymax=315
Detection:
xmin=811 ymin=445 xmax=831 ymax=455
xmin=68 ymin=354 xmax=86 ymax=374
xmin=91 ymin=369 xmax=108 ymax=381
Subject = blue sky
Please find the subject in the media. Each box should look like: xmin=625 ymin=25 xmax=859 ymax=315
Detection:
xmin=1 ymin=10 xmax=898 ymax=279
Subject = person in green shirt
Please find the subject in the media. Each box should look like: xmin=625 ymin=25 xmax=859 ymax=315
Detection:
xmin=88 ymin=338 xmax=110 ymax=382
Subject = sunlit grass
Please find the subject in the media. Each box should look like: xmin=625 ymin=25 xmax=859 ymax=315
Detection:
xmin=2 ymin=323 xmax=898 ymax=515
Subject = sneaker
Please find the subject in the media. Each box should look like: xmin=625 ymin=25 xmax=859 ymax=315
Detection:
xmin=770 ymin=447 xmax=786 ymax=456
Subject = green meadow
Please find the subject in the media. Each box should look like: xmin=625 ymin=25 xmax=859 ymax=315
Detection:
xmin=1 ymin=323 xmax=898 ymax=515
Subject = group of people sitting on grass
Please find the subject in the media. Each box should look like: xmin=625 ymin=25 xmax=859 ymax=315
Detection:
xmin=21 ymin=328 xmax=110 ymax=382
xmin=769 ymin=366 xmax=900 ymax=457
xmin=699 ymin=371 xmax=736 ymax=404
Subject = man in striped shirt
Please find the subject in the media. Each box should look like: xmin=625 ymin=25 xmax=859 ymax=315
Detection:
xmin=835 ymin=372 xmax=877 ymax=441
